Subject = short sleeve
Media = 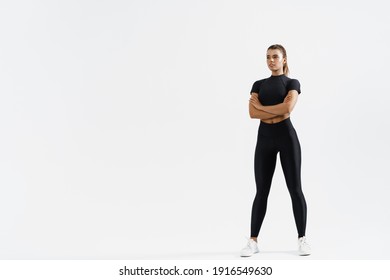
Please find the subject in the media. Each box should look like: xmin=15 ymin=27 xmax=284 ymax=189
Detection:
xmin=250 ymin=80 xmax=261 ymax=94
xmin=287 ymin=79 xmax=301 ymax=94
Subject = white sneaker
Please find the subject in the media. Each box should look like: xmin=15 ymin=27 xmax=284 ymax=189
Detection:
xmin=240 ymin=238 xmax=259 ymax=257
xmin=298 ymin=236 xmax=311 ymax=256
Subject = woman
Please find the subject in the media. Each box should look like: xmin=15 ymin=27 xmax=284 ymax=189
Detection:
xmin=240 ymin=44 xmax=311 ymax=257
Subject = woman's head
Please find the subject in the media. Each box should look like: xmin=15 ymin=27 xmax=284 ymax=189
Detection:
xmin=266 ymin=44 xmax=289 ymax=76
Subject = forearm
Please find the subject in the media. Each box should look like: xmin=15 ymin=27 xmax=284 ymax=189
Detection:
xmin=259 ymin=102 xmax=291 ymax=115
xmin=249 ymin=103 xmax=281 ymax=119
xmin=259 ymin=90 xmax=298 ymax=115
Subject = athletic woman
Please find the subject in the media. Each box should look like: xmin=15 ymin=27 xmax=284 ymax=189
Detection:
xmin=240 ymin=44 xmax=311 ymax=257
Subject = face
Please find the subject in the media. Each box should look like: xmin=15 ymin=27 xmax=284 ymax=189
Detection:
xmin=266 ymin=49 xmax=286 ymax=72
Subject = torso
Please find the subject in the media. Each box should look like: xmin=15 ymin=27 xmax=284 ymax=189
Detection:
xmin=251 ymin=74 xmax=301 ymax=124
xmin=261 ymin=114 xmax=290 ymax=124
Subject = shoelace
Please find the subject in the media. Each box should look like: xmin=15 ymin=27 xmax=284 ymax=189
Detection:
xmin=299 ymin=237 xmax=310 ymax=248
xmin=244 ymin=236 xmax=257 ymax=248
xmin=243 ymin=236 xmax=250 ymax=247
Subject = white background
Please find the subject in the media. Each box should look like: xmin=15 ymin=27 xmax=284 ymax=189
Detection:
xmin=0 ymin=0 xmax=389 ymax=259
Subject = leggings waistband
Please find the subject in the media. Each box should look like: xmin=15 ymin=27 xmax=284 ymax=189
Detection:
xmin=259 ymin=117 xmax=294 ymax=135
xmin=260 ymin=117 xmax=293 ymax=128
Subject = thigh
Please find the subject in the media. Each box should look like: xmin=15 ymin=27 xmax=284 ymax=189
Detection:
xmin=254 ymin=134 xmax=278 ymax=193
xmin=279 ymin=128 xmax=302 ymax=189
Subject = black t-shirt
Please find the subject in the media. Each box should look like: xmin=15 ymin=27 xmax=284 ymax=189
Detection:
xmin=250 ymin=74 xmax=301 ymax=106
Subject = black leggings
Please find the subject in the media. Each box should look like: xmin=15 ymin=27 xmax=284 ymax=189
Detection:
xmin=250 ymin=117 xmax=307 ymax=238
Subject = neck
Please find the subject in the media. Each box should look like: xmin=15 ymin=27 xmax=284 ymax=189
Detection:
xmin=271 ymin=70 xmax=284 ymax=76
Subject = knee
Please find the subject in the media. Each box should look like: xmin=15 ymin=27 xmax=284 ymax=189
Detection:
xmin=255 ymin=189 xmax=270 ymax=200
xmin=288 ymin=187 xmax=304 ymax=200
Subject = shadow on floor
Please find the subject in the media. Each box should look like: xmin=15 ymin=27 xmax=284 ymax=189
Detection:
xmin=131 ymin=250 xmax=302 ymax=260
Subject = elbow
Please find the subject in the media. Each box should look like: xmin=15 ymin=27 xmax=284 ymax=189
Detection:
xmin=249 ymin=110 xmax=258 ymax=119
xmin=249 ymin=105 xmax=255 ymax=118
xmin=285 ymin=104 xmax=294 ymax=114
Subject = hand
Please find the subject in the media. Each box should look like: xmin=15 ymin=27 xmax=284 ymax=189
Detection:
xmin=249 ymin=93 xmax=263 ymax=110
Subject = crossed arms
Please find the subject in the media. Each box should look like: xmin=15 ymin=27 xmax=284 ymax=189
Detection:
xmin=249 ymin=90 xmax=299 ymax=120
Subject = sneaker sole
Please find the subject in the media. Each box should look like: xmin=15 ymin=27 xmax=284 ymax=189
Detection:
xmin=240 ymin=250 xmax=259 ymax=257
